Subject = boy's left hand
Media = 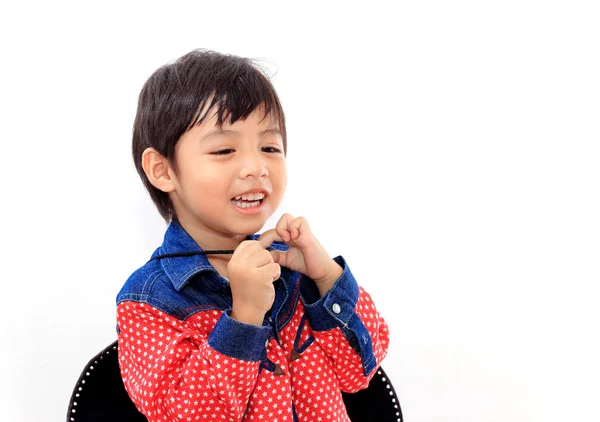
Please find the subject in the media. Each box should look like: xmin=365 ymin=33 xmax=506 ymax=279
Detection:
xmin=259 ymin=213 xmax=343 ymax=295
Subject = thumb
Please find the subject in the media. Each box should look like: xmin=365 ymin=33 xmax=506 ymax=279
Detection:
xmin=257 ymin=228 xmax=283 ymax=249
xmin=269 ymin=249 xmax=285 ymax=265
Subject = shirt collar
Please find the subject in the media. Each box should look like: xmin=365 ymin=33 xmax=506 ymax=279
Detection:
xmin=151 ymin=220 xmax=289 ymax=292
xmin=149 ymin=220 xmax=213 ymax=291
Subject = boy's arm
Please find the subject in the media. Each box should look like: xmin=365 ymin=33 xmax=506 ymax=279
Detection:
xmin=300 ymin=256 xmax=390 ymax=392
xmin=116 ymin=301 xmax=268 ymax=422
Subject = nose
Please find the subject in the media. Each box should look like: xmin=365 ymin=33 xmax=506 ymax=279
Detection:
xmin=239 ymin=151 xmax=269 ymax=179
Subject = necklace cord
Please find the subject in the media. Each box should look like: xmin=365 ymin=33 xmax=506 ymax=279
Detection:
xmin=146 ymin=248 xmax=274 ymax=264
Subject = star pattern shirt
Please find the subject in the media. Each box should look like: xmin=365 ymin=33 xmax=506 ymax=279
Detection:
xmin=116 ymin=220 xmax=390 ymax=422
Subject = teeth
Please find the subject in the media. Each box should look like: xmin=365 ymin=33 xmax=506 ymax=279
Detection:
xmin=234 ymin=192 xmax=265 ymax=201
xmin=232 ymin=200 xmax=261 ymax=208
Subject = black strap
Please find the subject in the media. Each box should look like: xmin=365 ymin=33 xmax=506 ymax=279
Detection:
xmin=147 ymin=248 xmax=274 ymax=264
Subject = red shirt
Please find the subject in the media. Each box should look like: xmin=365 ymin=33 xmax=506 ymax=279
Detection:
xmin=116 ymin=221 xmax=389 ymax=422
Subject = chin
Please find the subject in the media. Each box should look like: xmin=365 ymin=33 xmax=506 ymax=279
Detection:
xmin=232 ymin=221 xmax=267 ymax=236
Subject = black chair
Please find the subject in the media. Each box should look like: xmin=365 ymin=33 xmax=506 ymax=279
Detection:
xmin=67 ymin=341 xmax=403 ymax=422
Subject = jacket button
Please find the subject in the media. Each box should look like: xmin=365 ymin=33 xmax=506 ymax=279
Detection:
xmin=332 ymin=303 xmax=341 ymax=314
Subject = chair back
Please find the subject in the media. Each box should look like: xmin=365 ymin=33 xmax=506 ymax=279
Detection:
xmin=66 ymin=341 xmax=146 ymax=422
xmin=342 ymin=366 xmax=403 ymax=422
xmin=67 ymin=341 xmax=403 ymax=422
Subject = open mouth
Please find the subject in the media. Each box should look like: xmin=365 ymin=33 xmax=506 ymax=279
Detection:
xmin=231 ymin=192 xmax=266 ymax=209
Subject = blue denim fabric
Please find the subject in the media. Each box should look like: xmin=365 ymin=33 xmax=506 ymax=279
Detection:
xmin=117 ymin=220 xmax=375 ymax=373
xmin=209 ymin=311 xmax=271 ymax=361
xmin=300 ymin=256 xmax=376 ymax=376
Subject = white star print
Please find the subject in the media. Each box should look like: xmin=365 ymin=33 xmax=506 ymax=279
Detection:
xmin=117 ymin=280 xmax=388 ymax=421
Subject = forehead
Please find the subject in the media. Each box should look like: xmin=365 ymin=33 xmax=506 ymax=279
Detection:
xmin=186 ymin=104 xmax=281 ymax=144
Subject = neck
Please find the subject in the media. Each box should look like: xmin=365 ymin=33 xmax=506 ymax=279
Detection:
xmin=174 ymin=217 xmax=249 ymax=252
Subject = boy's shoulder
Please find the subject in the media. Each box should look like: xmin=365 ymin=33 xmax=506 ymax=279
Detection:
xmin=116 ymin=254 xmax=175 ymax=311
xmin=116 ymin=248 xmax=222 ymax=319
xmin=117 ymin=255 xmax=161 ymax=298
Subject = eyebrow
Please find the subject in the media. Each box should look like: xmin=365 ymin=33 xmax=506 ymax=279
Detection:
xmin=200 ymin=127 xmax=281 ymax=142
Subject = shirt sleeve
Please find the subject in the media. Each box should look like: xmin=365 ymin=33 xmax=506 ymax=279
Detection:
xmin=116 ymin=301 xmax=270 ymax=422
xmin=299 ymin=256 xmax=390 ymax=392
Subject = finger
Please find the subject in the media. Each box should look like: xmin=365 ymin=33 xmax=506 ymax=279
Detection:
xmin=231 ymin=239 xmax=258 ymax=259
xmin=269 ymin=249 xmax=285 ymax=266
xmin=276 ymin=213 xmax=295 ymax=242
xmin=248 ymin=248 xmax=275 ymax=268
xmin=257 ymin=228 xmax=284 ymax=249
xmin=290 ymin=216 xmax=309 ymax=239
xmin=232 ymin=241 xmax=269 ymax=267
xmin=262 ymin=262 xmax=281 ymax=282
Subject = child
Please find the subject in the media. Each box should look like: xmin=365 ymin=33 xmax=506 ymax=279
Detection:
xmin=116 ymin=49 xmax=390 ymax=422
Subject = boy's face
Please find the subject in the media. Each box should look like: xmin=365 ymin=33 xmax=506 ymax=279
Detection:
xmin=168 ymin=105 xmax=287 ymax=237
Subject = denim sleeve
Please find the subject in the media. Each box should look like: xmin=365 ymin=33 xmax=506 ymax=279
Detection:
xmin=208 ymin=310 xmax=271 ymax=361
xmin=300 ymin=256 xmax=377 ymax=376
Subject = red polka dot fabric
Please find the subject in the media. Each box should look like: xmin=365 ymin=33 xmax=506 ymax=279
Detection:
xmin=117 ymin=287 xmax=389 ymax=421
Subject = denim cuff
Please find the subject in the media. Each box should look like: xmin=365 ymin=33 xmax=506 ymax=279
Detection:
xmin=302 ymin=256 xmax=360 ymax=331
xmin=301 ymin=256 xmax=377 ymax=376
xmin=208 ymin=311 xmax=270 ymax=361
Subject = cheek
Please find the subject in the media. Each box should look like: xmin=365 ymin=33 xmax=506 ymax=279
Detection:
xmin=279 ymin=172 xmax=288 ymax=191
xmin=183 ymin=166 xmax=226 ymax=195
xmin=278 ymin=166 xmax=288 ymax=190
xmin=272 ymin=160 xmax=287 ymax=181
xmin=272 ymin=169 xmax=287 ymax=202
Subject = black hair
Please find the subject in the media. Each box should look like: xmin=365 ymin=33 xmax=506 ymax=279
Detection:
xmin=132 ymin=49 xmax=286 ymax=222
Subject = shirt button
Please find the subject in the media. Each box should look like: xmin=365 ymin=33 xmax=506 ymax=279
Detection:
xmin=332 ymin=303 xmax=341 ymax=314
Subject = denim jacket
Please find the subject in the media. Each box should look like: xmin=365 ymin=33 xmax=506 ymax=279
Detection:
xmin=116 ymin=220 xmax=389 ymax=422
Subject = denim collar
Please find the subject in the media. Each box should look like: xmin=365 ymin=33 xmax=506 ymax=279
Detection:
xmin=151 ymin=220 xmax=288 ymax=292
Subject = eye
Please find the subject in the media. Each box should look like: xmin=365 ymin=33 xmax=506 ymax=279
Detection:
xmin=262 ymin=147 xmax=282 ymax=153
xmin=211 ymin=149 xmax=235 ymax=155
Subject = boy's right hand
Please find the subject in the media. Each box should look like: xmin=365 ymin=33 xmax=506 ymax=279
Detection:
xmin=228 ymin=231 xmax=282 ymax=326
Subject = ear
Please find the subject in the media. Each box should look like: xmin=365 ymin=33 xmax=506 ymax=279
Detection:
xmin=141 ymin=147 xmax=177 ymax=193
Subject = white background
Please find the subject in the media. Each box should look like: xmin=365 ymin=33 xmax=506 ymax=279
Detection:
xmin=1 ymin=1 xmax=599 ymax=421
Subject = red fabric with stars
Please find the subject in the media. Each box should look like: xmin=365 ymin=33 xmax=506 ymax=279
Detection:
xmin=117 ymin=287 xmax=389 ymax=422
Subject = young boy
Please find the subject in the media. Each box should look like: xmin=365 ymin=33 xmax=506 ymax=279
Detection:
xmin=116 ymin=49 xmax=390 ymax=422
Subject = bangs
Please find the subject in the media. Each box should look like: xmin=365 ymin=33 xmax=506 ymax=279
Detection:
xmin=186 ymin=62 xmax=283 ymax=131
